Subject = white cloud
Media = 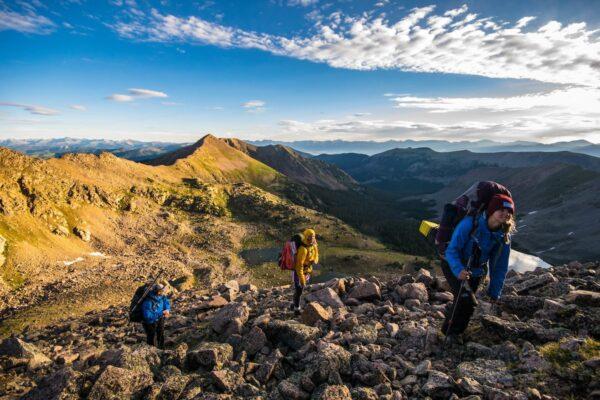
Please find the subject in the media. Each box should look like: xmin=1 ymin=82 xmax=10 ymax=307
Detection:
xmin=242 ymin=100 xmax=266 ymax=113
xmin=112 ymin=5 xmax=600 ymax=88
xmin=107 ymin=88 xmax=168 ymax=102
xmin=127 ymin=88 xmax=168 ymax=98
xmin=107 ymin=94 xmax=134 ymax=102
xmin=0 ymin=9 xmax=55 ymax=34
xmin=0 ymin=102 xmax=59 ymax=116
xmin=288 ymin=0 xmax=319 ymax=6
xmin=391 ymin=87 xmax=600 ymax=114
xmin=70 ymin=104 xmax=87 ymax=111
xmin=515 ymin=16 xmax=536 ymax=29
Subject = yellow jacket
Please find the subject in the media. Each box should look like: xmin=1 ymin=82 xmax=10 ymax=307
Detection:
xmin=294 ymin=236 xmax=319 ymax=286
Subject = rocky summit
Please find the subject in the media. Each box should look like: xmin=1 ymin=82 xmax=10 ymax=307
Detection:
xmin=1 ymin=262 xmax=599 ymax=400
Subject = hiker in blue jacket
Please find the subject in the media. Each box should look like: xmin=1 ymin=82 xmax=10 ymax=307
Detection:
xmin=141 ymin=283 xmax=170 ymax=348
xmin=441 ymin=194 xmax=516 ymax=337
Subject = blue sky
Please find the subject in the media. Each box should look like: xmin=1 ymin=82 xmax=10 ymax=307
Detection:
xmin=1 ymin=0 xmax=599 ymax=143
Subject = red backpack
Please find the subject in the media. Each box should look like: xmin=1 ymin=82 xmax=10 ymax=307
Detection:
xmin=278 ymin=234 xmax=303 ymax=270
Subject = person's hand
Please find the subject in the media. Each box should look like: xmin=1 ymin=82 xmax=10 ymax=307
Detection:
xmin=163 ymin=310 xmax=170 ymax=318
xmin=457 ymin=269 xmax=471 ymax=281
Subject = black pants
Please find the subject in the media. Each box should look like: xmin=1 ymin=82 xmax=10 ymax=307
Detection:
xmin=441 ymin=261 xmax=481 ymax=335
xmin=142 ymin=318 xmax=165 ymax=348
xmin=293 ymin=285 xmax=304 ymax=308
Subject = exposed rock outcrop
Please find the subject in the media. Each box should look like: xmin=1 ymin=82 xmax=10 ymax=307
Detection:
xmin=2 ymin=261 xmax=599 ymax=400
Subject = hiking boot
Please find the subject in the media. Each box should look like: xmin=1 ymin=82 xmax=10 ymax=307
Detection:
xmin=294 ymin=306 xmax=301 ymax=316
xmin=444 ymin=333 xmax=464 ymax=347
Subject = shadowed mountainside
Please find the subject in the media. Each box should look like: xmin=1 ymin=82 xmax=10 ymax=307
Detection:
xmin=317 ymin=148 xmax=600 ymax=264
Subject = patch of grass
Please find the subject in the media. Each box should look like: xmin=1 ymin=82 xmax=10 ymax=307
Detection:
xmin=539 ymin=337 xmax=600 ymax=382
xmin=241 ymin=232 xmax=277 ymax=250
xmin=248 ymin=261 xmax=291 ymax=288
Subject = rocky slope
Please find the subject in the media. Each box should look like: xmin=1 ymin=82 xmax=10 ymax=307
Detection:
xmin=1 ymin=261 xmax=598 ymax=399
xmin=222 ymin=139 xmax=357 ymax=191
xmin=0 ymin=140 xmax=379 ymax=335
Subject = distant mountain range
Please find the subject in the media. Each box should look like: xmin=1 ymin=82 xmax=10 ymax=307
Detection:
xmin=250 ymin=139 xmax=600 ymax=157
xmin=2 ymin=137 xmax=599 ymax=158
xmin=0 ymin=138 xmax=183 ymax=161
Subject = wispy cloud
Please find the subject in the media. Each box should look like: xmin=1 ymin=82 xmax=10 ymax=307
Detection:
xmin=0 ymin=102 xmax=59 ymax=116
xmin=391 ymin=87 xmax=600 ymax=114
xmin=106 ymin=88 xmax=168 ymax=102
xmin=276 ymin=113 xmax=600 ymax=142
xmin=70 ymin=104 xmax=87 ymax=111
xmin=242 ymin=100 xmax=266 ymax=113
xmin=0 ymin=9 xmax=55 ymax=34
xmin=111 ymin=5 xmax=600 ymax=88
xmin=288 ymin=0 xmax=319 ymax=7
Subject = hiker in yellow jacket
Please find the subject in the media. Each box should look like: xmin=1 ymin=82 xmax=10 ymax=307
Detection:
xmin=291 ymin=228 xmax=319 ymax=314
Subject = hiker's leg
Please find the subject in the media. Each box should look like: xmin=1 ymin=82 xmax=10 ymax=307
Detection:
xmin=449 ymin=275 xmax=483 ymax=334
xmin=441 ymin=260 xmax=463 ymax=335
xmin=143 ymin=322 xmax=156 ymax=346
xmin=157 ymin=318 xmax=165 ymax=349
xmin=292 ymin=271 xmax=303 ymax=309
xmin=294 ymin=286 xmax=303 ymax=308
xmin=446 ymin=274 xmax=483 ymax=335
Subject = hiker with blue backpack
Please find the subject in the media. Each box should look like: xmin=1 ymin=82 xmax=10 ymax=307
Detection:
xmin=279 ymin=228 xmax=319 ymax=314
xmin=140 ymin=282 xmax=171 ymax=348
xmin=435 ymin=182 xmax=516 ymax=340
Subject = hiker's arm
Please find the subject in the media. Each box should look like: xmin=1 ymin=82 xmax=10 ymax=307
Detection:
xmin=488 ymin=243 xmax=510 ymax=300
xmin=445 ymin=218 xmax=472 ymax=278
xmin=294 ymin=246 xmax=308 ymax=286
xmin=164 ymin=297 xmax=171 ymax=312
xmin=313 ymin=245 xmax=319 ymax=265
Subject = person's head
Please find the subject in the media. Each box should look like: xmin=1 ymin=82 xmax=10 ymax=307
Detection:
xmin=153 ymin=283 xmax=165 ymax=295
xmin=302 ymin=228 xmax=316 ymax=245
xmin=487 ymin=194 xmax=516 ymax=242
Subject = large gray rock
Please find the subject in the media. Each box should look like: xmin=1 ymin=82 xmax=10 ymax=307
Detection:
xmin=565 ymin=290 xmax=600 ymax=307
xmin=396 ymin=282 xmax=428 ymax=302
xmin=301 ymin=302 xmax=331 ymax=326
xmin=309 ymin=342 xmax=352 ymax=383
xmin=22 ymin=367 xmax=82 ymax=400
xmin=416 ymin=269 xmax=435 ymax=287
xmin=511 ymin=273 xmax=557 ymax=295
xmin=186 ymin=342 xmax=233 ymax=371
xmin=421 ymin=370 xmax=454 ymax=397
xmin=242 ymin=326 xmax=267 ymax=356
xmin=500 ymin=295 xmax=545 ymax=316
xmin=278 ymin=378 xmax=311 ymax=400
xmin=211 ymin=369 xmax=245 ymax=392
xmin=93 ymin=345 xmax=161 ymax=376
xmin=351 ymin=325 xmax=378 ymax=344
xmin=305 ymin=287 xmax=345 ymax=308
xmin=88 ymin=365 xmax=153 ymax=400
xmin=347 ymin=281 xmax=381 ymax=301
xmin=312 ymin=384 xmax=352 ymax=399
xmin=263 ymin=320 xmax=321 ymax=350
xmin=211 ymin=302 xmax=249 ymax=335
xmin=457 ymin=359 xmax=514 ymax=387
xmin=0 ymin=337 xmax=51 ymax=370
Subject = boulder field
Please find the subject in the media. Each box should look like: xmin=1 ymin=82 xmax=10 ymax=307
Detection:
xmin=1 ymin=261 xmax=599 ymax=399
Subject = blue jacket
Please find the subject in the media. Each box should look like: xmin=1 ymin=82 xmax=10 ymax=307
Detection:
xmin=141 ymin=292 xmax=170 ymax=324
xmin=445 ymin=213 xmax=510 ymax=299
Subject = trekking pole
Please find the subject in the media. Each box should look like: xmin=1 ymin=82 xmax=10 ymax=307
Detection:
xmin=128 ymin=270 xmax=164 ymax=322
xmin=443 ymin=251 xmax=474 ymax=346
